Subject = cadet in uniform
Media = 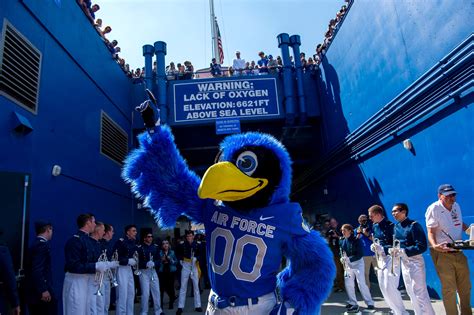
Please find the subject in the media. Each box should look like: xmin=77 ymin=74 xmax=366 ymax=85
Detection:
xmin=25 ymin=220 xmax=57 ymax=315
xmin=113 ymin=224 xmax=139 ymax=315
xmin=88 ymin=221 xmax=109 ymax=315
xmin=176 ymin=230 xmax=202 ymax=315
xmin=368 ymin=205 xmax=408 ymax=315
xmin=100 ymin=223 xmax=116 ymax=314
xmin=63 ymin=213 xmax=111 ymax=315
xmin=339 ymin=224 xmax=375 ymax=313
xmin=0 ymin=245 xmax=20 ymax=315
xmin=138 ymin=233 xmax=163 ymax=315
xmin=391 ymin=203 xmax=435 ymax=315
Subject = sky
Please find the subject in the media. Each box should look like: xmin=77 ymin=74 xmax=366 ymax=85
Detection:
xmin=97 ymin=0 xmax=344 ymax=70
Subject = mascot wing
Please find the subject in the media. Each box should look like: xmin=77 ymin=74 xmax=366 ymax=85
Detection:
xmin=278 ymin=231 xmax=335 ymax=315
xmin=122 ymin=125 xmax=207 ymax=227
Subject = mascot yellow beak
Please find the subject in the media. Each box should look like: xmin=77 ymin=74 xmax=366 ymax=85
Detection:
xmin=198 ymin=162 xmax=268 ymax=201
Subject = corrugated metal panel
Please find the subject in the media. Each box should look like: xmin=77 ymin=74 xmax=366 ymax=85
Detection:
xmin=100 ymin=111 xmax=128 ymax=165
xmin=0 ymin=20 xmax=41 ymax=113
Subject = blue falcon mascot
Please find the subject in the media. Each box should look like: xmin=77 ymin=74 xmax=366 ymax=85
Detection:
xmin=122 ymin=93 xmax=335 ymax=315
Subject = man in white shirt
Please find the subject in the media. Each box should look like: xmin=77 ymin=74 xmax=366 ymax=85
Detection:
xmin=425 ymin=184 xmax=471 ymax=315
xmin=232 ymin=51 xmax=246 ymax=76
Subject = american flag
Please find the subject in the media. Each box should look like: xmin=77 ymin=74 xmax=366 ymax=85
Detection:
xmin=215 ymin=18 xmax=224 ymax=64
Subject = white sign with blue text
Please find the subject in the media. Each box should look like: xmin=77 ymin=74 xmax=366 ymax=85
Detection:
xmin=172 ymin=77 xmax=280 ymax=124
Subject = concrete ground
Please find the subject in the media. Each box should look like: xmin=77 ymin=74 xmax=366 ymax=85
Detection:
xmin=112 ymin=282 xmax=455 ymax=314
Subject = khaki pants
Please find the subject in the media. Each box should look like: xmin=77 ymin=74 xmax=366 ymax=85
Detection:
xmin=430 ymin=249 xmax=472 ymax=315
xmin=333 ymin=254 xmax=345 ymax=290
xmin=363 ymin=256 xmax=377 ymax=288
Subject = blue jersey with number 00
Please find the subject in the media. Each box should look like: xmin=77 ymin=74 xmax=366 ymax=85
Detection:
xmin=203 ymin=202 xmax=310 ymax=298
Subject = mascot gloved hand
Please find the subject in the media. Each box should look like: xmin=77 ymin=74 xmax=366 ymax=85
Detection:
xmin=123 ymin=91 xmax=335 ymax=315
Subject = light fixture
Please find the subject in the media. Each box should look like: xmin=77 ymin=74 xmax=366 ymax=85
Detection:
xmin=403 ymin=139 xmax=413 ymax=151
xmin=51 ymin=165 xmax=61 ymax=177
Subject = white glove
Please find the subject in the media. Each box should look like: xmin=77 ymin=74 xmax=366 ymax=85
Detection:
xmin=388 ymin=247 xmax=399 ymax=256
xmin=95 ymin=261 xmax=108 ymax=272
xmin=108 ymin=261 xmax=119 ymax=269
xmin=128 ymin=258 xmax=137 ymax=266
xmin=370 ymin=243 xmax=384 ymax=254
xmin=146 ymin=261 xmax=155 ymax=269
xmin=339 ymin=257 xmax=349 ymax=265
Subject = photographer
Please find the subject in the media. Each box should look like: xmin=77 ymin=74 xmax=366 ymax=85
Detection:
xmin=355 ymin=214 xmax=376 ymax=288
xmin=325 ymin=218 xmax=344 ymax=292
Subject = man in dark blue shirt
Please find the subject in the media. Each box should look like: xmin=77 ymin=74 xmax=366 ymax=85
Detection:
xmin=391 ymin=203 xmax=435 ymax=315
xmin=368 ymin=205 xmax=408 ymax=315
xmin=210 ymin=58 xmax=222 ymax=77
xmin=340 ymin=224 xmax=374 ymax=313
xmin=25 ymin=220 xmax=56 ymax=315
xmin=100 ymin=223 xmax=116 ymax=314
xmin=257 ymin=51 xmax=269 ymax=74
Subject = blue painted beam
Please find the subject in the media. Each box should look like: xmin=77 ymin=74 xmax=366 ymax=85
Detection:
xmin=277 ymin=33 xmax=296 ymax=125
xmin=142 ymin=44 xmax=154 ymax=90
xmin=154 ymin=41 xmax=167 ymax=124
xmin=290 ymin=34 xmax=307 ymax=125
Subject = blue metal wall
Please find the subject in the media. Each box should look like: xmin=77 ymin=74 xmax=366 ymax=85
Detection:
xmin=309 ymin=0 xmax=473 ymax=299
xmin=0 ymin=0 xmax=151 ymax=300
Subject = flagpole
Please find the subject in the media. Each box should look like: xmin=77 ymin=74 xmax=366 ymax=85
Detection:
xmin=209 ymin=0 xmax=219 ymax=63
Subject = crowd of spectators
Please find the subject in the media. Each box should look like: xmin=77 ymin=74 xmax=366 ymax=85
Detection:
xmin=177 ymin=0 xmax=351 ymax=81
xmin=312 ymin=0 xmax=351 ymax=66
xmin=165 ymin=61 xmax=195 ymax=80
xmin=76 ymin=0 xmax=143 ymax=81
xmin=76 ymin=0 xmax=351 ymax=83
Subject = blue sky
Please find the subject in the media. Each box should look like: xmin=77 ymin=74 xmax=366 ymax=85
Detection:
xmin=98 ymin=0 xmax=344 ymax=70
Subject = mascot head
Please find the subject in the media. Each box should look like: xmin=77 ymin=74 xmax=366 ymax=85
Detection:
xmin=198 ymin=132 xmax=292 ymax=211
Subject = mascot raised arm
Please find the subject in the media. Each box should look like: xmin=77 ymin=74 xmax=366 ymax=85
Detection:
xmin=122 ymin=93 xmax=335 ymax=315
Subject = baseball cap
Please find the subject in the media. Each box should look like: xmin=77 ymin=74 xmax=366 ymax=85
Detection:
xmin=268 ymin=55 xmax=273 ymax=59
xmin=438 ymin=184 xmax=457 ymax=196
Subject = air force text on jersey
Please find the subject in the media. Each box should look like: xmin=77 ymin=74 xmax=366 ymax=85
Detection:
xmin=211 ymin=210 xmax=276 ymax=239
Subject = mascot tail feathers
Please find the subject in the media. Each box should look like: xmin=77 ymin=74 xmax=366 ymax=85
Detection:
xmin=278 ymin=231 xmax=335 ymax=314
xmin=122 ymin=126 xmax=204 ymax=227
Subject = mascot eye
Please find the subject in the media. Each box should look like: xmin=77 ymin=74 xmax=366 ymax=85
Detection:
xmin=236 ymin=151 xmax=258 ymax=176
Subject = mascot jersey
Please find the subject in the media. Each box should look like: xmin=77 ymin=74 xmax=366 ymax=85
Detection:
xmin=204 ymin=201 xmax=309 ymax=298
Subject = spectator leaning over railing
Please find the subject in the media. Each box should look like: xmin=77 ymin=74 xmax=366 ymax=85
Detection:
xmin=232 ymin=51 xmax=246 ymax=76
xmin=101 ymin=26 xmax=112 ymax=39
xmin=94 ymin=18 xmax=102 ymax=33
xmin=210 ymin=58 xmax=222 ymax=77
xmin=113 ymin=47 xmax=121 ymax=60
xmin=107 ymin=40 xmax=118 ymax=54
xmin=177 ymin=63 xmax=185 ymax=80
xmin=268 ymin=55 xmax=278 ymax=74
xmin=166 ymin=62 xmax=178 ymax=80
xmin=183 ymin=61 xmax=194 ymax=80
xmin=89 ymin=4 xmax=100 ymax=22
xmin=257 ymin=51 xmax=269 ymax=75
